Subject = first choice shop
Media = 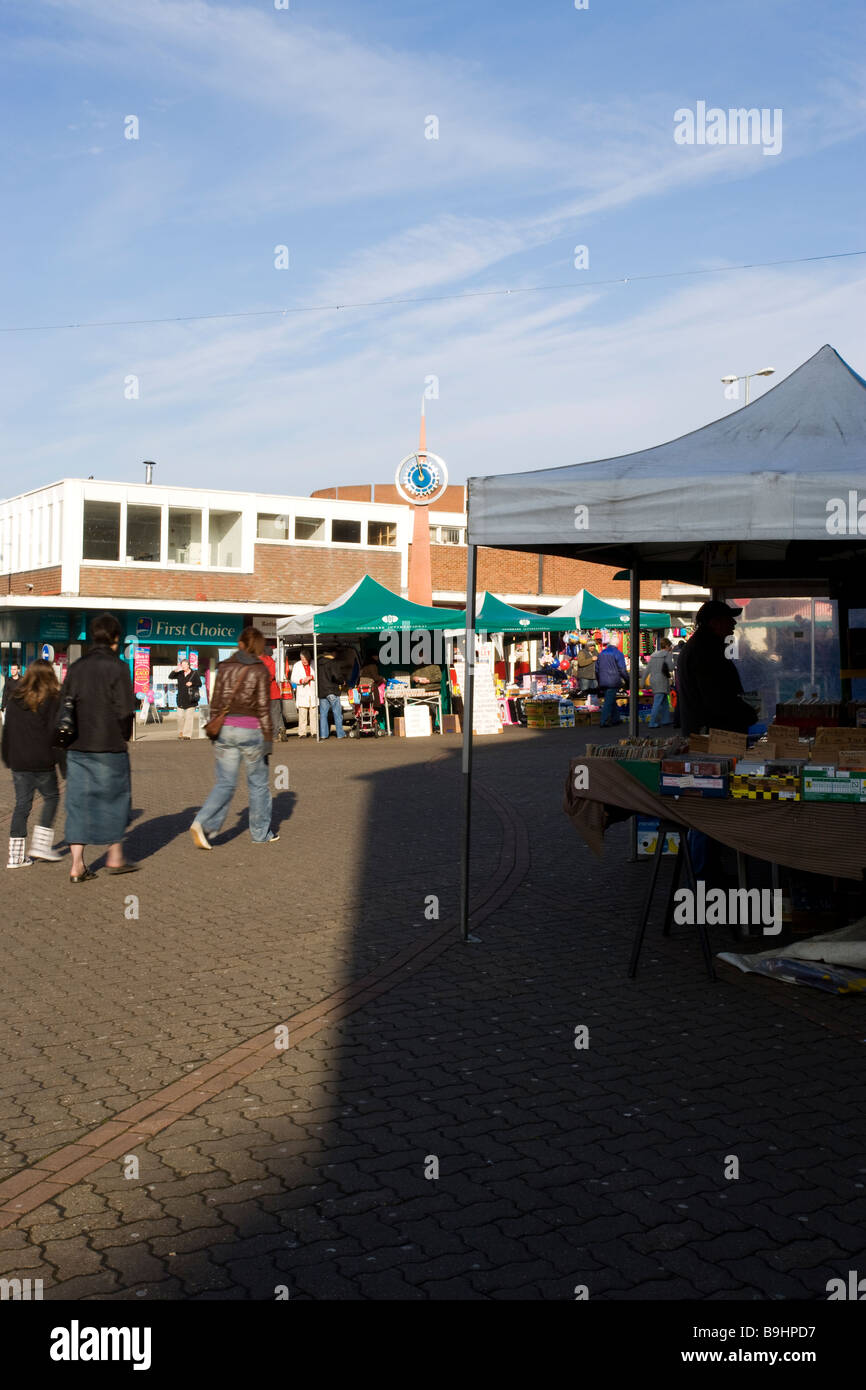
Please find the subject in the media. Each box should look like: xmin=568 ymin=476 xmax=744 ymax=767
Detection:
xmin=0 ymin=603 xmax=273 ymax=701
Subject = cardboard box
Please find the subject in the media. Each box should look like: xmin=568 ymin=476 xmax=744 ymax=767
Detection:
xmin=707 ymin=729 xmax=748 ymax=756
xmin=393 ymin=717 xmax=405 ymax=737
xmin=815 ymin=727 xmax=866 ymax=747
xmin=636 ymin=817 xmax=680 ymax=856
xmin=802 ymin=769 xmax=866 ymax=802
xmin=688 ymin=734 xmax=710 ymax=753
xmin=766 ymin=723 xmax=804 ymax=749
xmin=441 ymin=713 xmax=461 ymax=734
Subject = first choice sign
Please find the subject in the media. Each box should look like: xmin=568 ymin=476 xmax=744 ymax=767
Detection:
xmin=133 ymin=614 xmax=243 ymax=644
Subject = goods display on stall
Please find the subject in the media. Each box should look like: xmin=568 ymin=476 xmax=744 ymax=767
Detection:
xmin=578 ymin=725 xmax=866 ymax=805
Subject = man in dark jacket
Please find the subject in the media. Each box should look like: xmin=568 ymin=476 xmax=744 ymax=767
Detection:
xmin=597 ymin=639 xmax=628 ymax=727
xmin=1 ymin=663 xmax=21 ymax=712
xmin=676 ymin=601 xmax=759 ymax=737
xmin=317 ymin=649 xmax=346 ymax=740
xmin=190 ymin=627 xmax=277 ymax=848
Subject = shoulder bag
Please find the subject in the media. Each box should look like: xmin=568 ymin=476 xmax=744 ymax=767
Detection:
xmin=53 ymin=693 xmax=78 ymax=749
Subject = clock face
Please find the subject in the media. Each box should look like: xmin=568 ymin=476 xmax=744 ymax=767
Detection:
xmin=395 ymin=451 xmax=448 ymax=505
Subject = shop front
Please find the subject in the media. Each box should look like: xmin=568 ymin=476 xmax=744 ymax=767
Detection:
xmin=124 ymin=612 xmax=245 ymax=710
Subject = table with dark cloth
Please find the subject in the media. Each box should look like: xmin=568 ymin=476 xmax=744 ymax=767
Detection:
xmin=563 ymin=758 xmax=866 ymax=881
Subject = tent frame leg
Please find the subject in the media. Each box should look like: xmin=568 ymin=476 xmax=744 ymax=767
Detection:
xmin=313 ymin=632 xmax=320 ymax=742
xmin=459 ymin=544 xmax=478 ymax=942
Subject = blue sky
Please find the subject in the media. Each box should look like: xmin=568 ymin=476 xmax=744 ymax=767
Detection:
xmin=1 ymin=0 xmax=864 ymax=497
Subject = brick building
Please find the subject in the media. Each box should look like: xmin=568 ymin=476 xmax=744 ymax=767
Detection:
xmin=0 ymin=476 xmax=696 ymax=686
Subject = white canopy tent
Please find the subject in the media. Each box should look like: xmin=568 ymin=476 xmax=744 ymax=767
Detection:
xmin=458 ymin=345 xmax=866 ymax=938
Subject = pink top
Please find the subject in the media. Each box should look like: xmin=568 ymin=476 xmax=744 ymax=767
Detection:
xmin=224 ymin=715 xmax=260 ymax=729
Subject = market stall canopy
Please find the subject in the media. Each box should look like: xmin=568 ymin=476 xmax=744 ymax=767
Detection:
xmin=544 ymin=589 xmax=672 ymax=631
xmin=475 ymin=591 xmax=557 ymax=633
xmin=466 ymin=345 xmax=866 ymax=586
xmin=276 ymin=574 xmax=466 ymax=636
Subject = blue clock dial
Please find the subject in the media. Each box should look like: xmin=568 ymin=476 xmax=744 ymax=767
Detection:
xmin=395 ymin=450 xmax=448 ymax=504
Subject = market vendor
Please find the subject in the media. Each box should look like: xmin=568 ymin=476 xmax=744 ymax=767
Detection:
xmin=411 ymin=662 xmax=442 ymax=689
xmin=676 ymin=600 xmax=762 ymax=737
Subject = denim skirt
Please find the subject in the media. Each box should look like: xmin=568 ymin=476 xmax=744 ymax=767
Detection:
xmin=65 ymin=751 xmax=131 ymax=845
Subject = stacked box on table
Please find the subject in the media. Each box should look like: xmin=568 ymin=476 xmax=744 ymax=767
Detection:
xmin=659 ymin=757 xmax=730 ymax=798
xmin=622 ymin=760 xmax=661 ymax=795
xmin=801 ymin=768 xmax=866 ymax=803
xmin=558 ymin=700 xmax=575 ymax=727
xmin=730 ymin=774 xmax=801 ymax=801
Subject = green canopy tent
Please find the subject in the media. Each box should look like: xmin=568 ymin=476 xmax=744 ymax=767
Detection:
xmin=475 ymin=591 xmax=556 ymax=634
xmin=276 ymin=574 xmax=465 ymax=635
xmin=543 ymin=589 xmax=672 ymax=632
xmin=276 ymin=575 xmax=466 ymax=741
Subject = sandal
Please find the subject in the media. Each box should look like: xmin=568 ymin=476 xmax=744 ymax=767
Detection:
xmin=70 ymin=867 xmax=98 ymax=883
xmin=106 ymin=863 xmax=140 ymax=874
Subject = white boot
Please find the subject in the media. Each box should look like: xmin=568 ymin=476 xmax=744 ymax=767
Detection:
xmin=30 ymin=825 xmax=62 ymax=862
xmin=6 ymin=837 xmax=33 ymax=869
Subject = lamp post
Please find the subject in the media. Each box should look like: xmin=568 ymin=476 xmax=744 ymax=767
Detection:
xmin=721 ymin=367 xmax=774 ymax=406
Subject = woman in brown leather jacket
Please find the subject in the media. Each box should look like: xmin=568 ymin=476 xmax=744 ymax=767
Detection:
xmin=189 ymin=627 xmax=278 ymax=848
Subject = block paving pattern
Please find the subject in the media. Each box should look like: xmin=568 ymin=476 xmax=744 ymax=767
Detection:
xmin=0 ymin=730 xmax=864 ymax=1299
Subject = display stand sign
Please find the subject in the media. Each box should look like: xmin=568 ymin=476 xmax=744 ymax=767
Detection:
xmin=454 ymin=639 xmax=502 ymax=735
xmin=404 ymin=704 xmax=432 ymax=738
xmin=133 ymin=647 xmax=151 ymax=695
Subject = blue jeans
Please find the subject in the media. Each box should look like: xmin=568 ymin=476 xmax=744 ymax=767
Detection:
xmin=649 ymin=692 xmax=672 ymax=726
xmin=197 ymin=725 xmax=272 ymax=841
xmin=319 ymin=693 xmax=345 ymax=739
xmin=11 ymin=768 xmax=59 ymax=838
xmin=600 ymin=687 xmax=623 ymax=725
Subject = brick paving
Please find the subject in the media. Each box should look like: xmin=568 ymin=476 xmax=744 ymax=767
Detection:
xmin=0 ymin=727 xmax=864 ymax=1300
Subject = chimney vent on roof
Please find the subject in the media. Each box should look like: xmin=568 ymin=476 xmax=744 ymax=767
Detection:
xmin=143 ymin=460 xmax=155 ymax=485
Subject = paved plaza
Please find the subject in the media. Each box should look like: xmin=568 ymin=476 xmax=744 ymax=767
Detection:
xmin=0 ymin=726 xmax=864 ymax=1300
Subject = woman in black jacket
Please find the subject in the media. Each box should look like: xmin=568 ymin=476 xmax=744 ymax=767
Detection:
xmin=62 ymin=613 xmax=137 ymax=882
xmin=1 ymin=659 xmax=64 ymax=869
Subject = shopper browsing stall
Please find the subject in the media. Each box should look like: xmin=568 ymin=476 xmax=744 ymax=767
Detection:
xmin=597 ymin=638 xmax=628 ymax=727
xmin=290 ymin=650 xmax=317 ymax=738
xmin=644 ymin=639 xmax=674 ymax=728
xmin=675 ymin=601 xmax=761 ymax=738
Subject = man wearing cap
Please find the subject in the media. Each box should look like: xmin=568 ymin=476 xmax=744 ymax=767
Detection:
xmin=675 ymin=601 xmax=758 ymax=737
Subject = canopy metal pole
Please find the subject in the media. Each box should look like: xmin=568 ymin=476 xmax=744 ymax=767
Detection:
xmin=629 ymin=563 xmax=640 ymax=737
xmin=459 ymin=543 xmax=478 ymax=942
xmin=629 ymin=562 xmax=640 ymax=861
xmin=313 ymin=630 xmax=320 ymax=742
xmin=810 ymin=596 xmax=816 ymax=694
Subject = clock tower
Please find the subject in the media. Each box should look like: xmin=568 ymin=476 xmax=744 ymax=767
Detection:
xmin=395 ymin=399 xmax=449 ymax=606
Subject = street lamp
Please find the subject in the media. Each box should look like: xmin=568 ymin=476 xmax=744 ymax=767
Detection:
xmin=721 ymin=367 xmax=774 ymax=406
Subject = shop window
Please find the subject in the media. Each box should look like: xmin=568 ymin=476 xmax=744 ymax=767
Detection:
xmin=295 ymin=516 xmax=325 ymax=542
xmin=367 ymin=520 xmax=396 ymax=547
xmin=83 ymin=500 xmax=121 ymax=562
xmin=209 ymin=510 xmax=242 ymax=567
xmin=126 ymin=504 xmax=162 ymax=562
xmin=257 ymin=513 xmax=291 ymax=540
xmin=167 ymin=508 xmax=203 ymax=565
xmin=331 ymin=519 xmax=362 ymax=545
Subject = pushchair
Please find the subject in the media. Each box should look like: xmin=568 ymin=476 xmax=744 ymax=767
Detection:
xmin=347 ymin=678 xmax=384 ymax=738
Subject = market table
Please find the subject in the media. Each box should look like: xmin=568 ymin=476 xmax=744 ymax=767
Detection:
xmin=384 ymin=688 xmax=444 ymax=736
xmin=563 ymin=757 xmax=866 ymax=881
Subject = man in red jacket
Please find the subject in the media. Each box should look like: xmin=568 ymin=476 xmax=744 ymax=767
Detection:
xmin=261 ymin=649 xmax=285 ymax=742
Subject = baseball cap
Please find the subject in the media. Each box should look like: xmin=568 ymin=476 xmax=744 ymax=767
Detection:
xmin=694 ymin=600 xmax=743 ymax=624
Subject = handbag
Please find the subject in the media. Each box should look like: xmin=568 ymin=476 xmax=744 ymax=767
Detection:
xmin=53 ymin=694 xmax=78 ymax=749
xmin=203 ymin=704 xmax=230 ymax=740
